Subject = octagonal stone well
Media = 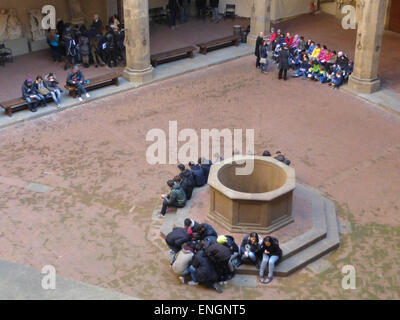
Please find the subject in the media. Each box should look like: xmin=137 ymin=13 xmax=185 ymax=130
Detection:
xmin=208 ymin=155 xmax=296 ymax=234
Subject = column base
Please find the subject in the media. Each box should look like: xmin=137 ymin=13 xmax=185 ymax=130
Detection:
xmin=347 ymin=75 xmax=381 ymax=94
xmin=247 ymin=33 xmax=258 ymax=48
xmin=123 ymin=66 xmax=154 ymax=85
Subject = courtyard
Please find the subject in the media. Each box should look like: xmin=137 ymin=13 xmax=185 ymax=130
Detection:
xmin=0 ymin=2 xmax=399 ymax=300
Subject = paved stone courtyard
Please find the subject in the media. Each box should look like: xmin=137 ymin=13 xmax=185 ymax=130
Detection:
xmin=0 ymin=51 xmax=399 ymax=299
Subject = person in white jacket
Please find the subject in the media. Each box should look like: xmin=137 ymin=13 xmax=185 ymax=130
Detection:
xmin=171 ymin=244 xmax=195 ymax=283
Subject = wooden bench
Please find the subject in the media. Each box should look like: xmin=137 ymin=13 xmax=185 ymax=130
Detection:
xmin=0 ymin=96 xmax=53 ymax=117
xmin=197 ymin=35 xmax=241 ymax=55
xmin=65 ymin=72 xmax=120 ymax=98
xmin=150 ymin=46 xmax=196 ymax=67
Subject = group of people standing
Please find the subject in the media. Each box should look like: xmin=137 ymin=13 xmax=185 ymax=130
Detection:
xmin=166 ymin=219 xmax=283 ymax=293
xmin=254 ymin=28 xmax=353 ymax=88
xmin=47 ymin=14 xmax=125 ymax=70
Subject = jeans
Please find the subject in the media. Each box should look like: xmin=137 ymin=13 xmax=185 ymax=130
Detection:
xmin=25 ymin=97 xmax=39 ymax=111
xmin=260 ymin=254 xmax=279 ymax=278
xmin=187 ymin=265 xmax=197 ymax=283
xmin=180 ymin=6 xmax=187 ymax=23
xmin=161 ymin=198 xmax=185 ymax=215
xmin=260 ymin=59 xmax=269 ymax=72
xmin=36 ymin=94 xmax=47 ymax=106
xmin=50 ymin=88 xmax=61 ymax=105
xmin=74 ymin=84 xmax=87 ymax=97
xmin=241 ymin=251 xmax=257 ymax=263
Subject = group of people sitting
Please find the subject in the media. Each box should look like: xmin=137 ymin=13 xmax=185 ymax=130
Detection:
xmin=166 ymin=219 xmax=282 ymax=293
xmin=21 ymin=66 xmax=90 ymax=112
xmin=256 ymin=28 xmax=353 ymax=88
xmin=47 ymin=14 xmax=125 ymax=70
xmin=158 ymin=158 xmax=212 ymax=217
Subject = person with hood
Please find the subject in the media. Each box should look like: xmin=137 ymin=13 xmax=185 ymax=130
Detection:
xmin=172 ymin=242 xmax=195 ymax=283
xmin=67 ymin=66 xmax=90 ymax=102
xmin=45 ymin=73 xmax=63 ymax=108
xmin=159 ymin=180 xmax=187 ymax=217
xmin=239 ymin=232 xmax=263 ymax=268
xmin=22 ymin=79 xmax=41 ymax=112
xmin=192 ymin=223 xmax=218 ymax=241
xmin=165 ymin=227 xmax=191 ymax=256
xmin=217 ymin=235 xmax=239 ymax=269
xmin=254 ymin=32 xmax=264 ymax=68
xmin=259 ymin=236 xmax=282 ymax=284
xmin=204 ymin=240 xmax=233 ymax=281
xmin=188 ymin=161 xmax=206 ymax=187
xmin=278 ymin=43 xmax=290 ymax=81
xmin=187 ymin=246 xmax=223 ymax=293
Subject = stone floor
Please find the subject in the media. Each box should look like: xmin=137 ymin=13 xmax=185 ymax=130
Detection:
xmin=0 ymin=52 xmax=399 ymax=299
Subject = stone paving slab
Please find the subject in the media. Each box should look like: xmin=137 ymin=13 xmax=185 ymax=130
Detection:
xmin=307 ymin=259 xmax=333 ymax=274
xmin=25 ymin=182 xmax=51 ymax=193
xmin=229 ymin=274 xmax=258 ymax=288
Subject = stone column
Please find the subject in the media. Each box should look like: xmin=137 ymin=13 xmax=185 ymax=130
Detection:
xmin=123 ymin=0 xmax=153 ymax=84
xmin=348 ymin=0 xmax=387 ymax=94
xmin=247 ymin=0 xmax=271 ymax=47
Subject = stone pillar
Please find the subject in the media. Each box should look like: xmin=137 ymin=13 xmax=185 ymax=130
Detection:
xmin=248 ymin=0 xmax=271 ymax=47
xmin=348 ymin=0 xmax=387 ymax=94
xmin=123 ymin=0 xmax=153 ymax=84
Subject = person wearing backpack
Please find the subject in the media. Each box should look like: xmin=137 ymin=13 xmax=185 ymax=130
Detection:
xmin=259 ymin=236 xmax=282 ymax=284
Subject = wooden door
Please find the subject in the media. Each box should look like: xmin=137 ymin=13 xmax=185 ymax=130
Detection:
xmin=389 ymin=0 xmax=400 ymax=32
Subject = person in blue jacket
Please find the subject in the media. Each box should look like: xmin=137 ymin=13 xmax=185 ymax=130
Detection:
xmin=188 ymin=161 xmax=206 ymax=187
xmin=66 ymin=65 xmax=90 ymax=102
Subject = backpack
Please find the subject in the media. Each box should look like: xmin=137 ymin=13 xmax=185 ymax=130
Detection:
xmin=67 ymin=39 xmax=77 ymax=57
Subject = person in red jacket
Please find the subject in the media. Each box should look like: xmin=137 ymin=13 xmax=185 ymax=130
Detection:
xmin=285 ymin=32 xmax=294 ymax=47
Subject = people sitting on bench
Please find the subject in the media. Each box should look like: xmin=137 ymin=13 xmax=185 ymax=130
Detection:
xmin=198 ymin=157 xmax=212 ymax=182
xmin=45 ymin=73 xmax=63 ymax=108
xmin=34 ymin=75 xmax=52 ymax=106
xmin=158 ymin=179 xmax=187 ymax=217
xmin=66 ymin=66 xmax=90 ymax=102
xmin=21 ymin=78 xmax=46 ymax=113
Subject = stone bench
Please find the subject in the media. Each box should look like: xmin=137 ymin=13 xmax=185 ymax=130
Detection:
xmin=197 ymin=35 xmax=241 ymax=55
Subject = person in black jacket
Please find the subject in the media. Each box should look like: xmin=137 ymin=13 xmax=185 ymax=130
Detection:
xmin=196 ymin=0 xmax=206 ymax=21
xmin=91 ymin=14 xmax=104 ymax=35
xmin=166 ymin=227 xmax=191 ymax=261
xmin=254 ymin=32 xmax=264 ymax=68
xmin=205 ymin=241 xmax=233 ymax=281
xmin=178 ymin=163 xmax=196 ymax=187
xmin=188 ymin=161 xmax=206 ymax=187
xmin=278 ymin=43 xmax=290 ymax=80
xmin=259 ymin=236 xmax=282 ymax=284
xmin=239 ymin=232 xmax=263 ymax=268
xmin=192 ymin=223 xmax=218 ymax=241
xmin=66 ymin=66 xmax=90 ymax=102
xmin=21 ymin=79 xmax=41 ymax=112
xmin=187 ymin=248 xmax=223 ymax=293
xmin=184 ymin=218 xmax=199 ymax=231
xmin=198 ymin=157 xmax=212 ymax=182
